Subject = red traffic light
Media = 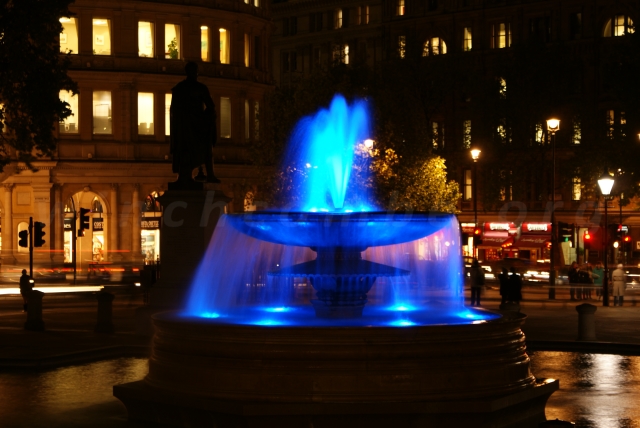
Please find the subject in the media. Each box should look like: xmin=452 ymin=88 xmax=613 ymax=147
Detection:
xmin=473 ymin=228 xmax=482 ymax=236
xmin=584 ymin=232 xmax=591 ymax=241
xmin=623 ymin=235 xmax=632 ymax=243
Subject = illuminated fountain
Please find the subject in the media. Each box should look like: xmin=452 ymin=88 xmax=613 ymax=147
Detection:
xmin=115 ymin=95 xmax=557 ymax=427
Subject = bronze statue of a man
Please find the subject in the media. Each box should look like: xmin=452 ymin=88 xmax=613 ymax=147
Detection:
xmin=170 ymin=61 xmax=220 ymax=185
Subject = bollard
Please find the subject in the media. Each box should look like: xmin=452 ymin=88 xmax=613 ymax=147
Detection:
xmin=24 ymin=290 xmax=45 ymax=331
xmin=95 ymin=290 xmax=115 ymax=333
xmin=576 ymin=303 xmax=597 ymax=341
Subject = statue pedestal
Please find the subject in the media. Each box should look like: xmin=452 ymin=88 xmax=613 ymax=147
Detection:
xmin=136 ymin=184 xmax=230 ymax=335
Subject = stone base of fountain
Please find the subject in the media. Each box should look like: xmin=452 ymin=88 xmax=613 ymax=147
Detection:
xmin=115 ymin=310 xmax=558 ymax=427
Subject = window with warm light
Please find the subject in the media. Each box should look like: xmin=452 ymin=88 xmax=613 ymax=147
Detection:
xmin=497 ymin=119 xmax=508 ymax=144
xmin=138 ymin=93 xmax=154 ymax=136
xmin=220 ymin=97 xmax=231 ymax=138
xmin=463 ymin=27 xmax=472 ymax=51
xmin=491 ymin=23 xmax=511 ymax=48
xmin=201 ymin=26 xmax=209 ymax=62
xmin=397 ymin=0 xmax=405 ymax=16
xmin=165 ymin=24 xmax=181 ymax=59
xmin=572 ymin=115 xmax=582 ymax=145
xmin=358 ymin=6 xmax=370 ymax=25
xmin=398 ymin=35 xmax=406 ymax=58
xmin=463 ymin=120 xmax=471 ymax=148
xmin=59 ymin=17 xmax=78 ymax=54
xmin=93 ymin=91 xmax=112 ymax=134
xmin=138 ymin=22 xmax=154 ymax=57
xmin=244 ymin=34 xmax=250 ymax=67
xmin=572 ymin=177 xmax=582 ymax=201
xmin=219 ymin=28 xmax=230 ymax=64
xmin=604 ymin=15 xmax=635 ymax=37
xmin=333 ymin=44 xmax=349 ymax=64
xmin=464 ymin=169 xmax=472 ymax=201
xmin=335 ymin=9 xmax=343 ymax=29
xmin=92 ymin=19 xmax=111 ymax=55
xmin=59 ymin=90 xmax=79 ymax=134
xmin=423 ymin=37 xmax=447 ymax=56
xmin=499 ymin=77 xmax=507 ymax=98
xmin=534 ymin=123 xmax=544 ymax=145
xmin=165 ymin=94 xmax=172 ymax=136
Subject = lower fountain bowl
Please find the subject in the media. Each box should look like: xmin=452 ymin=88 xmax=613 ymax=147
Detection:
xmin=114 ymin=310 xmax=558 ymax=428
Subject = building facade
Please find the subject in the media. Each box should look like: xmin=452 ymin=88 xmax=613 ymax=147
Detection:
xmin=1 ymin=0 xmax=272 ymax=271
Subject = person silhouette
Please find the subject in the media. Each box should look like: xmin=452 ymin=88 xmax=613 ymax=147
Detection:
xmin=170 ymin=61 xmax=220 ymax=186
xmin=19 ymin=269 xmax=32 ymax=312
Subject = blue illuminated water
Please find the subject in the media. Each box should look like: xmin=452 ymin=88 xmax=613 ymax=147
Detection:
xmin=182 ymin=94 xmax=497 ymax=326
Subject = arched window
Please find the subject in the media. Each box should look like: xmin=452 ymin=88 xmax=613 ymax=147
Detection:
xmin=92 ymin=197 xmax=103 ymax=213
xmin=143 ymin=192 xmax=162 ymax=213
xmin=64 ymin=197 xmax=74 ymax=213
xmin=423 ymin=37 xmax=447 ymax=56
xmin=603 ymin=15 xmax=635 ymax=37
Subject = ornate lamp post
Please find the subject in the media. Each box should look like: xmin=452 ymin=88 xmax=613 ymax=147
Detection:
xmin=471 ymin=148 xmax=481 ymax=257
xmin=598 ymin=170 xmax=615 ymax=307
xmin=546 ymin=118 xmax=560 ymax=299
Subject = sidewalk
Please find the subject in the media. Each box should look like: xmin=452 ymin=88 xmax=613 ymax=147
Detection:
xmin=1 ymin=284 xmax=639 ymax=370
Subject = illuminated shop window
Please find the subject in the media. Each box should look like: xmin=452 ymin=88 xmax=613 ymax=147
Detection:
xmin=165 ymin=24 xmax=181 ymax=59
xmin=604 ymin=15 xmax=635 ymax=37
xmin=219 ymin=28 xmax=230 ymax=64
xmin=244 ymin=33 xmax=250 ymax=67
xmin=59 ymin=17 xmax=78 ymax=54
xmin=201 ymin=26 xmax=209 ymax=62
xmin=93 ymin=91 xmax=112 ymax=134
xmin=138 ymin=22 xmax=154 ymax=58
xmin=92 ymin=19 xmax=111 ymax=55
xmin=423 ymin=37 xmax=447 ymax=56
xmin=397 ymin=0 xmax=405 ymax=16
xmin=138 ymin=93 xmax=154 ymax=136
xmin=220 ymin=97 xmax=231 ymax=138
xmin=463 ymin=27 xmax=472 ymax=51
xmin=165 ymin=93 xmax=171 ymax=136
xmin=59 ymin=90 xmax=79 ymax=134
xmin=491 ymin=23 xmax=511 ymax=48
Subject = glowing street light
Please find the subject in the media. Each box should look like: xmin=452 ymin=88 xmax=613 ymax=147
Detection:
xmin=598 ymin=169 xmax=615 ymax=307
xmin=547 ymin=118 xmax=560 ymax=299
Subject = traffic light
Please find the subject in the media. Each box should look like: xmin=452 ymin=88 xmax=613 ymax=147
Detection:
xmin=18 ymin=230 xmax=29 ymax=248
xmin=583 ymin=232 xmax=592 ymax=250
xmin=33 ymin=221 xmax=46 ymax=247
xmin=79 ymin=208 xmax=91 ymax=236
xmin=473 ymin=228 xmax=483 ymax=246
xmin=623 ymin=235 xmax=632 ymax=252
xmin=558 ymin=222 xmax=573 ymax=243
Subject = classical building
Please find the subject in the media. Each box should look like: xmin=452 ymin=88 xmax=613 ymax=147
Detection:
xmin=272 ymin=0 xmax=640 ymax=267
xmin=1 ymin=0 xmax=272 ymax=271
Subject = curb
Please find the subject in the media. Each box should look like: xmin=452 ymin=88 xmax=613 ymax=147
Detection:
xmin=527 ymin=340 xmax=640 ymax=356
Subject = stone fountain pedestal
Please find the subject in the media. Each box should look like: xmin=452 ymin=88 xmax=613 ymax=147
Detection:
xmin=115 ymin=310 xmax=558 ymax=428
xmin=135 ymin=184 xmax=230 ymax=335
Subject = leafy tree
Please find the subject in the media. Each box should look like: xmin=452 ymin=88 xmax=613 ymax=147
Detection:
xmin=0 ymin=0 xmax=77 ymax=169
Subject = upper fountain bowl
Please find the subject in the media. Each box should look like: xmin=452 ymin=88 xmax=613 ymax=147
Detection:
xmin=225 ymin=211 xmax=455 ymax=249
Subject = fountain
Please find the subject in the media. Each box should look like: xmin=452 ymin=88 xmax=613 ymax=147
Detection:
xmin=114 ymin=95 xmax=558 ymax=427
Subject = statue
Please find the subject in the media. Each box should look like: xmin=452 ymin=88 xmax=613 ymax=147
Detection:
xmin=170 ymin=61 xmax=220 ymax=186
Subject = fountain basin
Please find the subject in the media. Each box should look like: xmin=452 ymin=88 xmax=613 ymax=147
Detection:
xmin=115 ymin=310 xmax=558 ymax=427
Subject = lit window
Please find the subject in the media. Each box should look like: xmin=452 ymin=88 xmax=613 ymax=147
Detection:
xmin=59 ymin=17 xmax=78 ymax=54
xmin=423 ymin=37 xmax=447 ymax=56
xmin=165 ymin=94 xmax=171 ymax=136
xmin=491 ymin=23 xmax=511 ymax=48
xmin=335 ymin=9 xmax=343 ymax=29
xmin=397 ymin=0 xmax=405 ymax=16
xmin=165 ymin=24 xmax=181 ymax=59
xmin=497 ymin=119 xmax=508 ymax=144
xmin=254 ymin=0 xmax=259 ymax=6
xmin=606 ymin=109 xmax=614 ymax=139
xmin=220 ymin=28 xmax=230 ymax=64
xmin=431 ymin=122 xmax=439 ymax=149
xmin=463 ymin=120 xmax=471 ymax=148
xmin=333 ymin=44 xmax=349 ymax=64
xmin=398 ymin=35 xmax=406 ymax=58
xmin=572 ymin=177 xmax=582 ymax=201
xmin=499 ymin=77 xmax=507 ymax=98
xmin=93 ymin=91 xmax=112 ymax=134
xmin=138 ymin=22 xmax=154 ymax=58
xmin=220 ymin=97 xmax=231 ymax=138
xmin=201 ymin=26 xmax=209 ymax=62
xmin=59 ymin=90 xmax=79 ymax=134
xmin=92 ymin=19 xmax=111 ymax=55
xmin=244 ymin=33 xmax=250 ymax=67
xmin=604 ymin=15 xmax=635 ymax=37
xmin=534 ymin=123 xmax=543 ymax=144
xmin=572 ymin=115 xmax=581 ymax=145
xmin=138 ymin=93 xmax=154 ymax=136
xmin=464 ymin=169 xmax=472 ymax=201
xmin=463 ymin=27 xmax=472 ymax=51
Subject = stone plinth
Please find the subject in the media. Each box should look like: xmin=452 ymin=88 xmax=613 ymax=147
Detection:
xmin=115 ymin=310 xmax=558 ymax=428
xmin=135 ymin=185 xmax=230 ymax=335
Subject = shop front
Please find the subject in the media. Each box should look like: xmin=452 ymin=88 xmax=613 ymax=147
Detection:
xmin=477 ymin=222 xmax=516 ymax=262
xmin=141 ymin=215 xmax=161 ymax=263
xmin=512 ymin=222 xmax=552 ymax=263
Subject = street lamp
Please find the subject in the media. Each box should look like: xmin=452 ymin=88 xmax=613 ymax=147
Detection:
xmin=470 ymin=148 xmax=481 ymax=258
xmin=598 ymin=169 xmax=615 ymax=307
xmin=547 ymin=118 xmax=560 ymax=299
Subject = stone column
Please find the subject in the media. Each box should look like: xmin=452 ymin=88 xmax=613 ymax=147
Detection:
xmin=109 ymin=184 xmax=121 ymax=261
xmin=53 ymin=184 xmax=64 ymax=265
xmin=131 ymin=184 xmax=142 ymax=262
xmin=2 ymin=184 xmax=15 ymax=265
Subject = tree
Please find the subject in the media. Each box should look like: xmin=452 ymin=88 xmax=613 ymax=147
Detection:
xmin=0 ymin=0 xmax=77 ymax=170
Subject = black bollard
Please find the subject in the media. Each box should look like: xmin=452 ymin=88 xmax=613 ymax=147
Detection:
xmin=576 ymin=303 xmax=597 ymax=341
xmin=95 ymin=290 xmax=115 ymax=333
xmin=24 ymin=290 xmax=45 ymax=331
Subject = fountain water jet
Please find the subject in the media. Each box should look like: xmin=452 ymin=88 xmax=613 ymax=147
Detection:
xmin=115 ymin=94 xmax=558 ymax=427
